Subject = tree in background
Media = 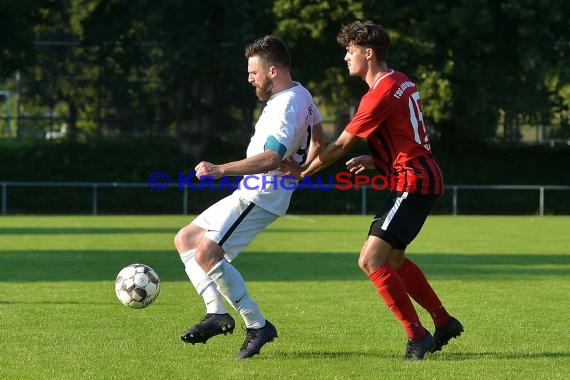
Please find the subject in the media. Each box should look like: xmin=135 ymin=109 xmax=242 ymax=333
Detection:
xmin=273 ymin=0 xmax=570 ymax=146
xmin=0 ymin=0 xmax=568 ymax=148
xmin=79 ymin=0 xmax=275 ymax=153
xmin=0 ymin=0 xmax=48 ymax=77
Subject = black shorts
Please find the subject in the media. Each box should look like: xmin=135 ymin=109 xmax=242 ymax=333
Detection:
xmin=368 ymin=191 xmax=438 ymax=250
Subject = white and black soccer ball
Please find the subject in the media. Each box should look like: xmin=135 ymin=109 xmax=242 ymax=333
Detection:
xmin=115 ymin=264 xmax=160 ymax=309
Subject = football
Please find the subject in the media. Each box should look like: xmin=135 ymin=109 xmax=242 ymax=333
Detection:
xmin=115 ymin=264 xmax=160 ymax=308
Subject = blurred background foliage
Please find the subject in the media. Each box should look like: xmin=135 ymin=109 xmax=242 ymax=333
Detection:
xmin=0 ymin=0 xmax=569 ymax=194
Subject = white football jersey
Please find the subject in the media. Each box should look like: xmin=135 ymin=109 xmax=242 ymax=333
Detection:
xmin=235 ymin=82 xmax=322 ymax=215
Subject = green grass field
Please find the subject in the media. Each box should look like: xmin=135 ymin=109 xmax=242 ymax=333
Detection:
xmin=1 ymin=215 xmax=569 ymax=379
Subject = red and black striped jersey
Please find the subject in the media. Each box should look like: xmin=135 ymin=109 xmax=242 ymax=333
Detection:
xmin=345 ymin=70 xmax=444 ymax=195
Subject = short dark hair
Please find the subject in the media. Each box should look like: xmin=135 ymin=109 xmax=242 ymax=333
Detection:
xmin=337 ymin=20 xmax=390 ymax=62
xmin=244 ymin=35 xmax=290 ymax=69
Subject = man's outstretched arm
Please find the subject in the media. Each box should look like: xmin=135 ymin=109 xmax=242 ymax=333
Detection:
xmin=195 ymin=150 xmax=282 ymax=179
xmin=301 ymin=131 xmax=360 ymax=177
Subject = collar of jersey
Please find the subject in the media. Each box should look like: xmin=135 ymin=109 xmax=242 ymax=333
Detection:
xmin=268 ymin=81 xmax=300 ymax=101
xmin=372 ymin=69 xmax=395 ymax=89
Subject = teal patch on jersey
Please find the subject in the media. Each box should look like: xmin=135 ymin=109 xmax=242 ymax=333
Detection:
xmin=264 ymin=135 xmax=287 ymax=157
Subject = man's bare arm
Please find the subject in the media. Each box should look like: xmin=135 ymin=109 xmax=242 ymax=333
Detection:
xmin=301 ymin=131 xmax=360 ymax=177
xmin=195 ymin=150 xmax=282 ymax=179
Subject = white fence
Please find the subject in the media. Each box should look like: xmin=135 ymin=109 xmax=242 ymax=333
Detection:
xmin=447 ymin=184 xmax=569 ymax=216
xmin=0 ymin=181 xmax=569 ymax=216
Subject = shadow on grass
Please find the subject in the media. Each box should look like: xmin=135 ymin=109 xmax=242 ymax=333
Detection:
xmin=0 ymin=300 xmax=95 ymax=305
xmin=434 ymin=351 xmax=570 ymax=360
xmin=1 ymin=249 xmax=569 ymax=281
xmin=0 ymin=225 xmax=361 ymax=235
xmin=271 ymin=350 xmax=570 ymax=360
xmin=274 ymin=350 xmax=380 ymax=359
xmin=0 ymin=227 xmax=176 ymax=235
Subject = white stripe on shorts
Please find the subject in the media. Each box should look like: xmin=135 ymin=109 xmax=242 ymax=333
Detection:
xmin=381 ymin=192 xmax=409 ymax=231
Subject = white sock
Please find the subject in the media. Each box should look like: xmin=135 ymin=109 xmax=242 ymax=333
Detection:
xmin=208 ymin=259 xmax=265 ymax=329
xmin=180 ymin=249 xmax=227 ymax=314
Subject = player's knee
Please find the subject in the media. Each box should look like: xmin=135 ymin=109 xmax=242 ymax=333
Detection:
xmin=358 ymin=255 xmax=372 ymax=274
xmin=173 ymin=229 xmax=188 ymax=254
xmin=175 ymin=224 xmax=207 ymax=254
xmin=358 ymin=248 xmax=390 ymax=275
xmin=174 ymin=224 xmax=202 ymax=254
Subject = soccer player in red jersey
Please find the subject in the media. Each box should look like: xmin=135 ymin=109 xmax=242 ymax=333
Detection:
xmin=292 ymin=21 xmax=463 ymax=360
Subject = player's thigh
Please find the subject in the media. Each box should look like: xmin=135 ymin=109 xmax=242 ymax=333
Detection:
xmin=194 ymin=194 xmax=278 ymax=262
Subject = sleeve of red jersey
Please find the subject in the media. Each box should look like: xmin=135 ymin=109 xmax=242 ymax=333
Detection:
xmin=344 ymin=89 xmax=392 ymax=139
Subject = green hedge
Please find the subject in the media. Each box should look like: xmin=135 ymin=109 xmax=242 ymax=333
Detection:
xmin=0 ymin=139 xmax=568 ymax=214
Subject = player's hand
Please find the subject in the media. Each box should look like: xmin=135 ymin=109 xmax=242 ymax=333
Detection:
xmin=346 ymin=155 xmax=373 ymax=175
xmin=195 ymin=161 xmax=223 ymax=179
xmin=279 ymin=158 xmax=302 ymax=180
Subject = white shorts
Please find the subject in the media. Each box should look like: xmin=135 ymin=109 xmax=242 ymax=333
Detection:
xmin=191 ymin=193 xmax=279 ymax=261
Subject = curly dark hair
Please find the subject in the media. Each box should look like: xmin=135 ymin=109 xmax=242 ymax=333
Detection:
xmin=337 ymin=20 xmax=390 ymax=62
xmin=244 ymin=35 xmax=290 ymax=69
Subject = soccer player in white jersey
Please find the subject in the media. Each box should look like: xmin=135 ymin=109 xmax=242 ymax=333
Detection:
xmin=173 ymin=35 xmax=324 ymax=359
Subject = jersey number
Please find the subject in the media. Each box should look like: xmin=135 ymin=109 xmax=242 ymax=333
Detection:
xmin=408 ymin=91 xmax=429 ymax=145
xmin=295 ymin=125 xmax=312 ymax=165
